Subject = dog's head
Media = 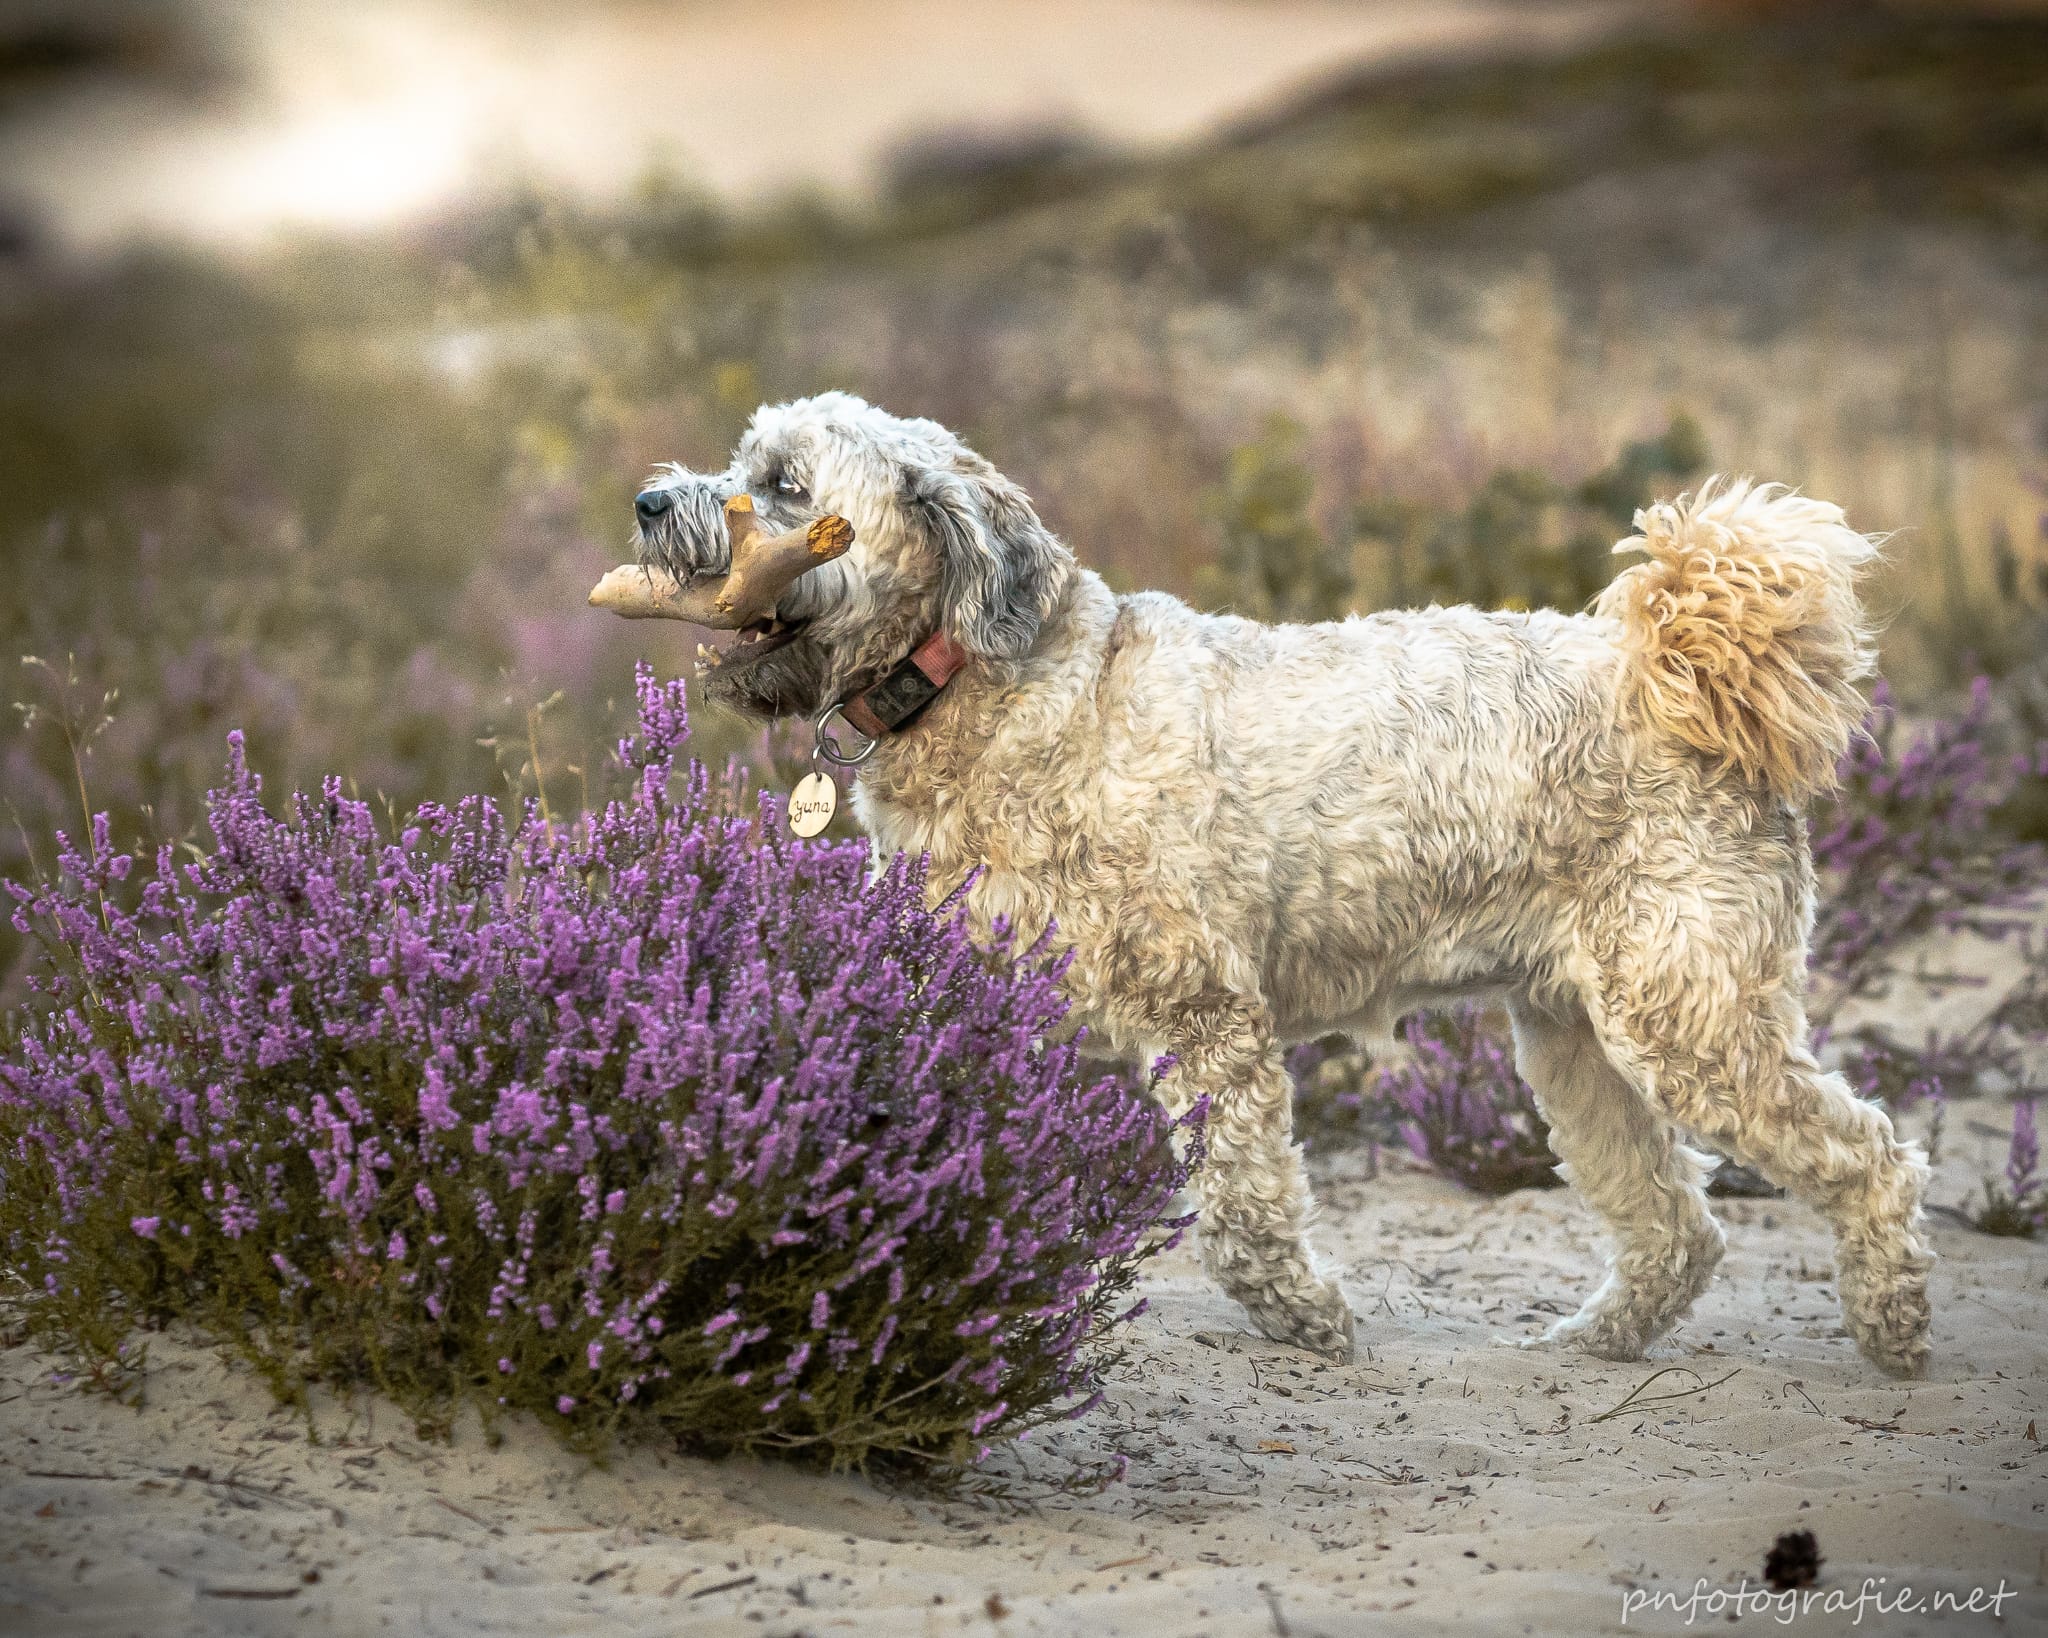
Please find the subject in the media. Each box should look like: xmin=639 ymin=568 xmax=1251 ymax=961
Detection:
xmin=633 ymin=392 xmax=1071 ymax=720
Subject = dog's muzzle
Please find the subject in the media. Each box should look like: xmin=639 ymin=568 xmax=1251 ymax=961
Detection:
xmin=629 ymin=481 xmax=743 ymax=583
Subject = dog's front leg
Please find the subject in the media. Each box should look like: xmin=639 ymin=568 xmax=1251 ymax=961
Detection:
xmin=1171 ymin=1011 xmax=1356 ymax=1361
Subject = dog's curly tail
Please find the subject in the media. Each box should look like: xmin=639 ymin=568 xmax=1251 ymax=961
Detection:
xmin=1596 ymin=477 xmax=1880 ymax=803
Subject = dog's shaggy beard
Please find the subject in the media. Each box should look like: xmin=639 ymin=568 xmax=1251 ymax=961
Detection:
xmin=702 ymin=636 xmax=833 ymax=720
xmin=700 ymin=544 xmax=944 ymax=726
xmin=703 ymin=593 xmax=936 ymax=723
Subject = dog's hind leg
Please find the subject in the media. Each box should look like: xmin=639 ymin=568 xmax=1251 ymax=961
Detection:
xmin=1587 ymin=966 xmax=1934 ymax=1378
xmin=1169 ymin=1005 xmax=1356 ymax=1361
xmin=1508 ymin=995 xmax=1726 ymax=1360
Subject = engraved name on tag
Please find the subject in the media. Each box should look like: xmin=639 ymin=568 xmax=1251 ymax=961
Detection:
xmin=788 ymin=771 xmax=837 ymax=837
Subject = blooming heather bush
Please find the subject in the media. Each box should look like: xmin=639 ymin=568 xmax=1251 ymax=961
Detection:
xmin=1813 ymin=683 xmax=2048 ymax=1177
xmin=1838 ymin=1033 xmax=1971 ymax=1114
xmin=1809 ymin=678 xmax=2047 ymax=1013
xmin=1377 ymin=1007 xmax=1560 ymax=1196
xmin=1968 ymin=1100 xmax=2043 ymax=1239
xmin=1283 ymin=1018 xmax=1557 ymax=1196
xmin=1285 ymin=1034 xmax=1390 ymax=1159
xmin=0 ymin=666 xmax=1199 ymax=1472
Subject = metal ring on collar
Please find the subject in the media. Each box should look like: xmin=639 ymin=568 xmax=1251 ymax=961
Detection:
xmin=814 ymin=703 xmax=879 ymax=767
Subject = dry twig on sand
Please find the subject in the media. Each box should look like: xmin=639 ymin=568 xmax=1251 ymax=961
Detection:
xmin=1586 ymin=1366 xmax=1742 ymax=1425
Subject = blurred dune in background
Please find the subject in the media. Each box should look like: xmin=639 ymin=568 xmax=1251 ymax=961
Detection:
xmin=0 ymin=0 xmax=1645 ymax=246
xmin=2 ymin=0 xmax=2046 ymax=995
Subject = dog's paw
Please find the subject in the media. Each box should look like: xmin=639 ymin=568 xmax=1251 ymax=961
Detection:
xmin=1246 ymin=1281 xmax=1356 ymax=1363
xmin=1839 ymin=1261 xmax=1933 ymax=1379
xmin=1497 ymin=1321 xmax=1645 ymax=1362
xmin=1539 ymin=1308 xmax=1651 ymax=1363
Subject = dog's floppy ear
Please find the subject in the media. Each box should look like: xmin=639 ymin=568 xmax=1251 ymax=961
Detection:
xmin=908 ymin=461 xmax=1070 ymax=661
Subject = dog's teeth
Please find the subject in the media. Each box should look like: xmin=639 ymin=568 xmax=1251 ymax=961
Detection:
xmin=695 ymin=643 xmax=722 ymax=671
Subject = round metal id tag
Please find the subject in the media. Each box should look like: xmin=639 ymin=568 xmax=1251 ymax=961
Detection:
xmin=787 ymin=771 xmax=837 ymax=837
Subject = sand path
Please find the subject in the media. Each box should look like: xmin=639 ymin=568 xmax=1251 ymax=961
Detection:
xmin=4 ymin=1094 xmax=2042 ymax=1637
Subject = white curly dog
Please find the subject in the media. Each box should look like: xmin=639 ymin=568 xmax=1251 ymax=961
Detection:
xmin=631 ymin=391 xmax=1934 ymax=1378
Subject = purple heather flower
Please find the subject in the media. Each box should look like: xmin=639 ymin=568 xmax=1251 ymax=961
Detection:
xmin=1810 ymin=679 xmax=2048 ymax=997
xmin=2009 ymin=1100 xmax=2040 ymax=1204
xmin=1375 ymin=1006 xmax=1560 ymax=1196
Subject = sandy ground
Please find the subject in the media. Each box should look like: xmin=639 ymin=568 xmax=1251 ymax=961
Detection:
xmin=3 ymin=1090 xmax=2043 ymax=1638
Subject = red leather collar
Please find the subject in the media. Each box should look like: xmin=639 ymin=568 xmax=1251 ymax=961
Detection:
xmin=839 ymin=632 xmax=970 ymax=740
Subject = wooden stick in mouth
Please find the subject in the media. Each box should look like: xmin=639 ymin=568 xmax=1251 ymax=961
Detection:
xmin=588 ymin=495 xmax=854 ymax=626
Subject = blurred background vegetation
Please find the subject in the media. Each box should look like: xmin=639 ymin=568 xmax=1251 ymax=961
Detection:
xmin=3 ymin=0 xmax=2047 ymax=995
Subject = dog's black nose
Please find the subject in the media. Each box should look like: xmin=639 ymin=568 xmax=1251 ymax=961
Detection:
xmin=634 ymin=489 xmax=671 ymax=523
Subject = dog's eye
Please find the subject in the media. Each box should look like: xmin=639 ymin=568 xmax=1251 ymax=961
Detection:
xmin=775 ymin=473 xmax=808 ymax=501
